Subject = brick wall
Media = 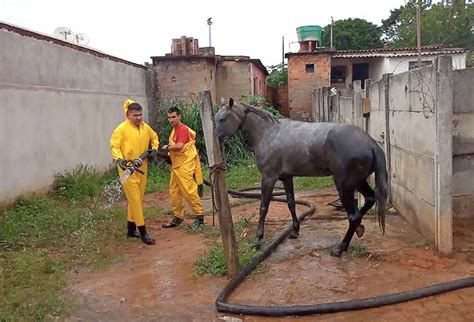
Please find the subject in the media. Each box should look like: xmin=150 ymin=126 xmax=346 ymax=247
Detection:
xmin=216 ymin=60 xmax=251 ymax=100
xmin=153 ymin=57 xmax=217 ymax=103
xmin=250 ymin=62 xmax=267 ymax=97
xmin=288 ymin=53 xmax=331 ymax=120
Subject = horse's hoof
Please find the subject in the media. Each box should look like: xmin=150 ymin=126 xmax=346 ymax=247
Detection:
xmin=288 ymin=230 xmax=299 ymax=239
xmin=356 ymin=224 xmax=365 ymax=238
xmin=330 ymin=246 xmax=343 ymax=257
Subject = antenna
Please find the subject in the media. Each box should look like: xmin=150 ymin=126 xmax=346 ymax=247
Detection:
xmin=53 ymin=27 xmax=89 ymax=46
xmin=74 ymin=33 xmax=89 ymax=45
xmin=53 ymin=26 xmax=75 ymax=41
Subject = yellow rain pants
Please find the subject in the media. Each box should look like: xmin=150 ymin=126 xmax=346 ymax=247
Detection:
xmin=110 ymin=99 xmax=159 ymax=226
xmin=168 ymin=126 xmax=204 ymax=219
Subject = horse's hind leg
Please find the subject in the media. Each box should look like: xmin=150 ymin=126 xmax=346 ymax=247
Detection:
xmin=255 ymin=175 xmax=278 ymax=249
xmin=281 ymin=176 xmax=299 ymax=239
xmin=331 ymin=185 xmax=361 ymax=257
xmin=355 ymin=180 xmax=376 ymax=238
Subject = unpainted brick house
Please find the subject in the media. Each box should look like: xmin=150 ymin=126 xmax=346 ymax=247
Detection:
xmin=151 ymin=36 xmax=268 ymax=105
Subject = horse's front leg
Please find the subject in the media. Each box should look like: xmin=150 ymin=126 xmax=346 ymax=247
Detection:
xmin=281 ymin=176 xmax=299 ymax=239
xmin=255 ymin=175 xmax=278 ymax=249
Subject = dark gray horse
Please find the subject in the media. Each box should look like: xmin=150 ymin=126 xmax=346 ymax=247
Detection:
xmin=215 ymin=98 xmax=388 ymax=257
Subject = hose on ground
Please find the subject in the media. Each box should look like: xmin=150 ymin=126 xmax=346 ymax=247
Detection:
xmin=203 ymin=179 xmax=474 ymax=317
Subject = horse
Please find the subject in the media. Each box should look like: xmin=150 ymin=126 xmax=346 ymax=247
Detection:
xmin=215 ymin=98 xmax=388 ymax=257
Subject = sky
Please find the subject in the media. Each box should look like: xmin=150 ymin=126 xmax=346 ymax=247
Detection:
xmin=1 ymin=0 xmax=406 ymax=67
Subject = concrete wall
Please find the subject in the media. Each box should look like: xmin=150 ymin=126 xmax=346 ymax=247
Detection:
xmin=216 ymin=60 xmax=250 ymax=100
xmin=153 ymin=57 xmax=217 ymax=104
xmin=452 ymin=68 xmax=474 ymax=218
xmin=312 ymin=56 xmax=460 ymax=253
xmin=0 ymin=23 xmax=148 ymax=205
xmin=288 ymin=53 xmax=331 ymax=120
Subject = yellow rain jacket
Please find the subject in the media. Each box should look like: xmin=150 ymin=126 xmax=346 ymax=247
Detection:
xmin=110 ymin=99 xmax=159 ymax=226
xmin=168 ymin=125 xmax=203 ymax=218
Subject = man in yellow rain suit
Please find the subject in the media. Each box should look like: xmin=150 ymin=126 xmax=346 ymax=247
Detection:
xmin=161 ymin=106 xmax=204 ymax=229
xmin=110 ymin=99 xmax=159 ymax=245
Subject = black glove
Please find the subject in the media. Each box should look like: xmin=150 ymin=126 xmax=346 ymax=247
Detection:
xmin=117 ymin=159 xmax=127 ymax=170
xmin=132 ymin=158 xmax=143 ymax=167
xmin=147 ymin=149 xmax=157 ymax=159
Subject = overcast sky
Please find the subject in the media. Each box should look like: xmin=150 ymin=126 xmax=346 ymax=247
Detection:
xmin=1 ymin=0 xmax=406 ymax=67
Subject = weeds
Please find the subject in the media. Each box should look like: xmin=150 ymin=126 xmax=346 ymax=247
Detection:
xmin=348 ymin=244 xmax=370 ymax=258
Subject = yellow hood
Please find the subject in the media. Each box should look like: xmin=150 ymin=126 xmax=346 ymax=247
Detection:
xmin=123 ymin=99 xmax=135 ymax=116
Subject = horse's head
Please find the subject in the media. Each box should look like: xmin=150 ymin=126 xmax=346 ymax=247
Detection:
xmin=215 ymin=98 xmax=246 ymax=144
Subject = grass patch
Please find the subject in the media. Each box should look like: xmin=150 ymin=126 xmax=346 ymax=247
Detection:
xmin=408 ymin=239 xmax=432 ymax=248
xmin=194 ymin=218 xmax=263 ymax=276
xmin=0 ymin=251 xmax=69 ymax=321
xmin=0 ymin=164 xmax=170 ymax=321
xmin=146 ymin=160 xmax=171 ymax=193
xmin=195 ymin=239 xmax=261 ymax=276
xmin=348 ymin=244 xmax=370 ymax=258
xmin=295 ymin=176 xmax=334 ymax=191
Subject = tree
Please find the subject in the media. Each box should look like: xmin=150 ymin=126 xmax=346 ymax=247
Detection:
xmin=381 ymin=0 xmax=474 ymax=49
xmin=321 ymin=18 xmax=383 ymax=50
xmin=266 ymin=64 xmax=288 ymax=87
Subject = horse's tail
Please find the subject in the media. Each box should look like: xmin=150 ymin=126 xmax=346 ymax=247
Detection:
xmin=373 ymin=144 xmax=388 ymax=234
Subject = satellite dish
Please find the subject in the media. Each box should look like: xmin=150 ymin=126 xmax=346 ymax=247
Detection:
xmin=53 ymin=26 xmax=75 ymax=41
xmin=74 ymin=33 xmax=89 ymax=45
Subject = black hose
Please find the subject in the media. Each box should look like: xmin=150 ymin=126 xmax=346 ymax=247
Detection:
xmin=208 ymin=179 xmax=474 ymax=317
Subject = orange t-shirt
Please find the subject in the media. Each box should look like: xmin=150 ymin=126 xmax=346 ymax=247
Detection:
xmin=173 ymin=124 xmax=190 ymax=144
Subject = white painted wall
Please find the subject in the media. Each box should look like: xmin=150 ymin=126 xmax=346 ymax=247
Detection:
xmin=0 ymin=26 xmax=148 ymax=205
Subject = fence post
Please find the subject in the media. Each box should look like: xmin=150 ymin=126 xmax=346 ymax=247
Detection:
xmin=435 ymin=56 xmax=453 ymax=254
xmin=198 ymin=90 xmax=240 ymax=276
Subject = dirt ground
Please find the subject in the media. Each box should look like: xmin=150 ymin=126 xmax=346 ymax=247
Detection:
xmin=65 ymin=189 xmax=474 ymax=322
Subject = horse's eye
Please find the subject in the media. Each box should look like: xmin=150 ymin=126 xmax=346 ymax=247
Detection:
xmin=219 ymin=117 xmax=226 ymax=123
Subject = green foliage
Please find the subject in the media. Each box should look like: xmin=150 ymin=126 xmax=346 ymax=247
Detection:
xmin=294 ymin=176 xmax=334 ymax=191
xmin=322 ymin=18 xmax=383 ymax=49
xmin=195 ymin=239 xmax=261 ymax=276
xmin=0 ymin=252 xmax=69 ymax=321
xmin=146 ymin=161 xmax=171 ymax=193
xmin=52 ymin=164 xmax=112 ymax=202
xmin=0 ymin=165 xmax=171 ymax=320
xmin=156 ymin=98 xmax=252 ymax=164
xmin=348 ymin=244 xmax=370 ymax=258
xmin=266 ymin=64 xmax=288 ymax=87
xmin=381 ymin=1 xmax=474 ymax=49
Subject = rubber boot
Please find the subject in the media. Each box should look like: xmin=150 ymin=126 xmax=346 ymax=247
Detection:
xmin=162 ymin=216 xmax=183 ymax=228
xmin=137 ymin=225 xmax=155 ymax=245
xmin=127 ymin=221 xmax=140 ymax=239
xmin=191 ymin=215 xmax=204 ymax=230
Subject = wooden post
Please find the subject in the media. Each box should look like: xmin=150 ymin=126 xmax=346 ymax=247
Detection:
xmin=198 ymin=90 xmax=240 ymax=277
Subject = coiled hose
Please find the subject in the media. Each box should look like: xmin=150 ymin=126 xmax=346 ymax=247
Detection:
xmin=209 ymin=180 xmax=474 ymax=316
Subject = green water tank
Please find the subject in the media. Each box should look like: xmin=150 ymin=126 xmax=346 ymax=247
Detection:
xmin=296 ymin=25 xmax=322 ymax=43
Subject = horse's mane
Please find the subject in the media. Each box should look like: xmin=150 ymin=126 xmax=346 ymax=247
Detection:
xmin=238 ymin=102 xmax=280 ymax=124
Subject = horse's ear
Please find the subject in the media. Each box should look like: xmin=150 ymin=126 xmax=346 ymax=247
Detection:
xmin=229 ymin=97 xmax=234 ymax=109
xmin=220 ymin=96 xmax=226 ymax=105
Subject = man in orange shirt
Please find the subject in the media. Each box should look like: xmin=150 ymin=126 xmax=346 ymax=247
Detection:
xmin=162 ymin=107 xmax=204 ymax=229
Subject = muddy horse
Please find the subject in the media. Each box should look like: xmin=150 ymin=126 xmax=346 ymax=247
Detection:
xmin=215 ymin=98 xmax=388 ymax=256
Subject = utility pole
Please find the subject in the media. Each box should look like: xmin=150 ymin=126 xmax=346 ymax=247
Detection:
xmin=330 ymin=16 xmax=334 ymax=48
xmin=282 ymin=36 xmax=285 ymax=66
xmin=207 ymin=17 xmax=213 ymax=47
xmin=416 ymin=5 xmax=422 ymax=68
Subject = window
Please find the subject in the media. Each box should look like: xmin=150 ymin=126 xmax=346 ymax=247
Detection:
xmin=331 ymin=66 xmax=346 ymax=83
xmin=408 ymin=60 xmax=432 ymax=70
xmin=305 ymin=64 xmax=315 ymax=73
